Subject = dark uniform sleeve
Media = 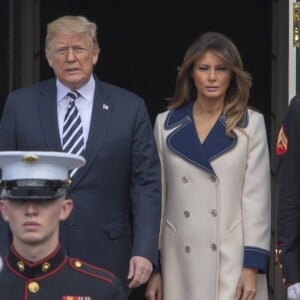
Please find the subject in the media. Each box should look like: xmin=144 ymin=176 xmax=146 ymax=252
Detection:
xmin=276 ymin=96 xmax=300 ymax=285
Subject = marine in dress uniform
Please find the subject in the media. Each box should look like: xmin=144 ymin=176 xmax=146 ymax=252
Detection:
xmin=0 ymin=151 xmax=126 ymax=300
xmin=276 ymin=95 xmax=300 ymax=299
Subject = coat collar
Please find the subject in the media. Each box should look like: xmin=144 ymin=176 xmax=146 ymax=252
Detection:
xmin=164 ymin=102 xmax=248 ymax=174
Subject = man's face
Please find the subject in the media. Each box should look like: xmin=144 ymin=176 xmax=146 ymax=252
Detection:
xmin=46 ymin=32 xmax=99 ymax=90
xmin=0 ymin=198 xmax=72 ymax=251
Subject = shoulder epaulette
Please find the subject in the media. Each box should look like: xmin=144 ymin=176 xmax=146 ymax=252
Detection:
xmin=68 ymin=258 xmax=116 ymax=284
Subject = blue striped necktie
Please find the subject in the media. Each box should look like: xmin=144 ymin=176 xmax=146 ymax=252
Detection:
xmin=62 ymin=91 xmax=84 ymax=176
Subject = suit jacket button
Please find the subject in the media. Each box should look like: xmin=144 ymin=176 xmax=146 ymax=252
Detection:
xmin=210 ymin=175 xmax=216 ymax=182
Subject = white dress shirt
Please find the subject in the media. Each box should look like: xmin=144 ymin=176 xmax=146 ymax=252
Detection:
xmin=56 ymin=76 xmax=95 ymax=148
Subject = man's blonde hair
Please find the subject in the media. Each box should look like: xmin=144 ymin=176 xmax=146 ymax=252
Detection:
xmin=45 ymin=15 xmax=100 ymax=54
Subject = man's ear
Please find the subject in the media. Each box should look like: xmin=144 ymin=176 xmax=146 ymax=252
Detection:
xmin=59 ymin=198 xmax=73 ymax=221
xmin=0 ymin=200 xmax=9 ymax=221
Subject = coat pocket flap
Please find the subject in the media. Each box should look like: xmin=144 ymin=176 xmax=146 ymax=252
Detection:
xmin=106 ymin=224 xmax=131 ymax=239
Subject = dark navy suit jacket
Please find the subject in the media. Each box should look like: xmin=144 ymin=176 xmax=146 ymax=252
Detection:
xmin=0 ymin=76 xmax=161 ymax=293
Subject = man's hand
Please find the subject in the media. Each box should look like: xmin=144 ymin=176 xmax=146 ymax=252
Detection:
xmin=128 ymin=256 xmax=153 ymax=288
xmin=288 ymin=283 xmax=300 ymax=300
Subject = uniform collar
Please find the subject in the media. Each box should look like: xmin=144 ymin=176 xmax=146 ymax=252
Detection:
xmin=6 ymin=244 xmax=67 ymax=279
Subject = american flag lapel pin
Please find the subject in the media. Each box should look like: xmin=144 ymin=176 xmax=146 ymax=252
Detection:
xmin=102 ymin=104 xmax=109 ymax=111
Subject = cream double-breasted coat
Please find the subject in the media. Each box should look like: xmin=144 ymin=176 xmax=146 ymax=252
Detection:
xmin=154 ymin=102 xmax=271 ymax=300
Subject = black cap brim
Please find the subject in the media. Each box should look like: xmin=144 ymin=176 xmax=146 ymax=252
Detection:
xmin=1 ymin=179 xmax=67 ymax=200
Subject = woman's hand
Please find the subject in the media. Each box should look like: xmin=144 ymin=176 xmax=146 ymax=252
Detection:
xmin=234 ymin=268 xmax=257 ymax=300
xmin=145 ymin=272 xmax=163 ymax=300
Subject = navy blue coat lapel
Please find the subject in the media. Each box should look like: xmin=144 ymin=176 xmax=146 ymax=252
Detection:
xmin=38 ymin=79 xmax=62 ymax=151
xmin=165 ymin=102 xmax=238 ymax=175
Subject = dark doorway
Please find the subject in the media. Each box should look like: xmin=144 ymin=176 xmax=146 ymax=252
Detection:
xmin=40 ymin=1 xmax=272 ymax=127
xmin=0 ymin=0 xmax=9 ymax=116
xmin=39 ymin=1 xmax=272 ymax=299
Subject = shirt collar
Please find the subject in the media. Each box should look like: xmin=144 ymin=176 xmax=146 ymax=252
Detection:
xmin=56 ymin=75 xmax=96 ymax=104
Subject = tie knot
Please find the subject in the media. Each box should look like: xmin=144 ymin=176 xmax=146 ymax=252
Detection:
xmin=67 ymin=91 xmax=80 ymax=101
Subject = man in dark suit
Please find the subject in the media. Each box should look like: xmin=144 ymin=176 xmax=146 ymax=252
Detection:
xmin=0 ymin=151 xmax=126 ymax=299
xmin=0 ymin=15 xmax=161 ymax=295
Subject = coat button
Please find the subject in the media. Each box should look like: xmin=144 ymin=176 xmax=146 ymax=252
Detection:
xmin=182 ymin=176 xmax=189 ymax=183
xmin=210 ymin=209 xmax=217 ymax=217
xmin=210 ymin=175 xmax=216 ymax=182
xmin=28 ymin=281 xmax=40 ymax=293
xmin=211 ymin=244 xmax=217 ymax=251
xmin=184 ymin=210 xmax=190 ymax=218
xmin=184 ymin=246 xmax=191 ymax=253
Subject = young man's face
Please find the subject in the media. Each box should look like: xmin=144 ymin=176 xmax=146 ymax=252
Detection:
xmin=0 ymin=197 xmax=73 ymax=252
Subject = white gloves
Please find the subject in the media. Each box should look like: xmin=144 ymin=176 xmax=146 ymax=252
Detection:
xmin=288 ymin=283 xmax=300 ymax=300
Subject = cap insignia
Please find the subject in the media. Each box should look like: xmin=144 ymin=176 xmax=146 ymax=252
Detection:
xmin=23 ymin=153 xmax=39 ymax=163
xmin=42 ymin=261 xmax=51 ymax=272
xmin=17 ymin=260 xmax=25 ymax=272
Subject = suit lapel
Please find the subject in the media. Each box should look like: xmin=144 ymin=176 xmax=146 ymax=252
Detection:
xmin=38 ymin=79 xmax=62 ymax=151
xmin=69 ymin=79 xmax=112 ymax=189
xmin=36 ymin=78 xmax=111 ymax=190
xmin=165 ymin=102 xmax=237 ymax=175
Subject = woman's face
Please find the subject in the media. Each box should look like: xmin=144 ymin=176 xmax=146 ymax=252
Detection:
xmin=191 ymin=50 xmax=232 ymax=102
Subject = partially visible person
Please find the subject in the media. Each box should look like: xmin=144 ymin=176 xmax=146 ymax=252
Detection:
xmin=276 ymin=95 xmax=300 ymax=300
xmin=0 ymin=15 xmax=161 ymax=294
xmin=0 ymin=151 xmax=126 ymax=299
xmin=145 ymin=32 xmax=271 ymax=300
